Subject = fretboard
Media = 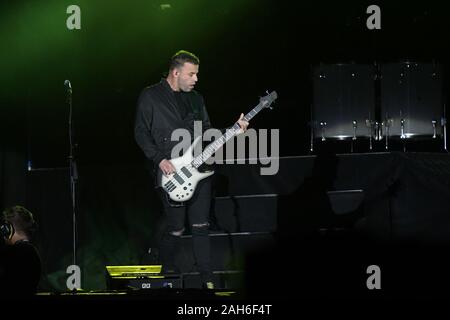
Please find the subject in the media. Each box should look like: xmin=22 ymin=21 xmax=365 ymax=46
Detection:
xmin=191 ymin=102 xmax=265 ymax=168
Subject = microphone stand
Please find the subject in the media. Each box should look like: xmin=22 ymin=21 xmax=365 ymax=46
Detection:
xmin=66 ymin=82 xmax=78 ymax=268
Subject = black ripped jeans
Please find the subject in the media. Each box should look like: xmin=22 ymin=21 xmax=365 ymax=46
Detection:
xmin=158 ymin=176 xmax=213 ymax=283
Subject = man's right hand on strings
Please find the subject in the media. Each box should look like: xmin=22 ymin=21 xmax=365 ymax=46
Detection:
xmin=159 ymin=159 xmax=176 ymax=176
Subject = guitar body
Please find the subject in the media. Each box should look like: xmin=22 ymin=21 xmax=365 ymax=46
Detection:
xmin=157 ymin=91 xmax=277 ymax=207
xmin=157 ymin=136 xmax=214 ymax=205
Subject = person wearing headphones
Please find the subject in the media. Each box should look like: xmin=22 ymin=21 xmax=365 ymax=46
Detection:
xmin=0 ymin=206 xmax=41 ymax=296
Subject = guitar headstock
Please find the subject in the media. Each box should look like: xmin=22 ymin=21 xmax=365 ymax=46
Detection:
xmin=260 ymin=90 xmax=278 ymax=110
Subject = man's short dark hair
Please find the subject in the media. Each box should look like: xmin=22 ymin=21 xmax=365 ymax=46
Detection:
xmin=2 ymin=206 xmax=36 ymax=239
xmin=169 ymin=50 xmax=200 ymax=71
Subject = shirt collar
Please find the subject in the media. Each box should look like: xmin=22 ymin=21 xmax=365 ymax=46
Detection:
xmin=160 ymin=78 xmax=177 ymax=93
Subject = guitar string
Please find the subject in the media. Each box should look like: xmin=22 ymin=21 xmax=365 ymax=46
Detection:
xmin=165 ymin=95 xmax=275 ymax=189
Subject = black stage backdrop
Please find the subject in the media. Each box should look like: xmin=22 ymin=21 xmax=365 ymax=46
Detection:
xmin=1 ymin=0 xmax=450 ymax=295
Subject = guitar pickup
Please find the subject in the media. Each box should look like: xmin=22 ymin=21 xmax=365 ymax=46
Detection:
xmin=173 ymin=173 xmax=185 ymax=184
xmin=181 ymin=166 xmax=192 ymax=178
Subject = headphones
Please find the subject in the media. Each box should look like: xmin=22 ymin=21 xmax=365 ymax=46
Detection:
xmin=1 ymin=206 xmax=37 ymax=242
xmin=0 ymin=219 xmax=15 ymax=241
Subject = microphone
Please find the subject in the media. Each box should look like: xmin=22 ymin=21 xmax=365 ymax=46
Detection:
xmin=65 ymin=80 xmax=72 ymax=94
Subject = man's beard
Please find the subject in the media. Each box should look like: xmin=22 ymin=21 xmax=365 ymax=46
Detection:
xmin=179 ymin=81 xmax=194 ymax=92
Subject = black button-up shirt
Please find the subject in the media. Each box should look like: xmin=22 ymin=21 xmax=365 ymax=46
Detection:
xmin=134 ymin=79 xmax=212 ymax=172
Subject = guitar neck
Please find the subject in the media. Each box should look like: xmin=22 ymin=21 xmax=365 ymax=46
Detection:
xmin=192 ymin=103 xmax=265 ymax=168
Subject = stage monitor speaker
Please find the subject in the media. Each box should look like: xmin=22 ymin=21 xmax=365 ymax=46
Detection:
xmin=106 ymin=265 xmax=182 ymax=290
